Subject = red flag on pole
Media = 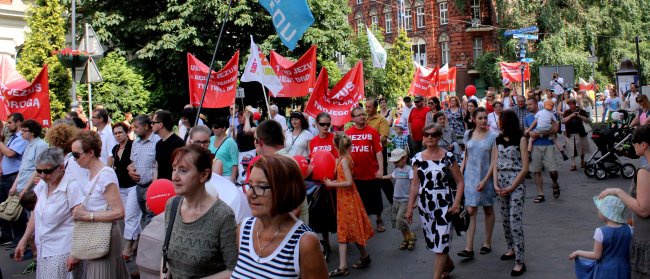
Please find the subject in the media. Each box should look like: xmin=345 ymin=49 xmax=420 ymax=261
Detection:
xmin=187 ymin=51 xmax=240 ymax=108
xmin=0 ymin=59 xmax=51 ymax=127
xmin=408 ymin=63 xmax=438 ymax=97
xmin=499 ymin=62 xmax=530 ymax=82
xmin=305 ymin=61 xmax=365 ymax=126
xmin=270 ymin=45 xmax=317 ymax=97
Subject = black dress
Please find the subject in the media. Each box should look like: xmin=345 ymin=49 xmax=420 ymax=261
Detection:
xmin=112 ymin=140 xmax=137 ymax=188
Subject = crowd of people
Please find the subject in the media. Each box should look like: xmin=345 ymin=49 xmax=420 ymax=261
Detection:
xmin=0 ymin=78 xmax=648 ymax=279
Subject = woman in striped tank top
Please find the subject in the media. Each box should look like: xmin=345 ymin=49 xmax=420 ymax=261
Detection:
xmin=231 ymin=155 xmax=328 ymax=278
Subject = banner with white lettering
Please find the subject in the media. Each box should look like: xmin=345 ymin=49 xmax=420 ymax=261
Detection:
xmin=500 ymin=62 xmax=530 ymax=82
xmin=258 ymin=0 xmax=315 ymax=50
xmin=408 ymin=62 xmax=438 ymax=97
xmin=0 ymin=64 xmax=51 ymax=127
xmin=270 ymin=45 xmax=316 ymax=97
xmin=305 ymin=61 xmax=365 ymax=126
xmin=241 ymin=36 xmax=283 ymax=95
xmin=187 ymin=51 xmax=240 ymax=108
xmin=436 ymin=65 xmax=456 ymax=92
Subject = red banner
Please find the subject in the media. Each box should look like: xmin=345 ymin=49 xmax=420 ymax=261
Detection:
xmin=187 ymin=51 xmax=240 ymax=108
xmin=579 ymin=78 xmax=597 ymax=91
xmin=408 ymin=65 xmax=438 ymax=97
xmin=500 ymin=62 xmax=530 ymax=82
xmin=270 ymin=45 xmax=317 ymax=97
xmin=0 ymin=65 xmax=51 ymax=127
xmin=305 ymin=61 xmax=365 ymax=126
xmin=437 ymin=67 xmax=456 ymax=92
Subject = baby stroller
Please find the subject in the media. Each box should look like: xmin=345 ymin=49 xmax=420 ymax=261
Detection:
xmin=584 ymin=125 xmax=637 ymax=180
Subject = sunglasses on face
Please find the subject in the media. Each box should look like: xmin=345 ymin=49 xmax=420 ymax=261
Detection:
xmin=36 ymin=165 xmax=60 ymax=175
xmin=71 ymin=151 xmax=83 ymax=159
xmin=423 ymin=131 xmax=442 ymax=138
xmin=318 ymin=122 xmax=331 ymax=127
xmin=428 ymin=102 xmax=435 ymax=105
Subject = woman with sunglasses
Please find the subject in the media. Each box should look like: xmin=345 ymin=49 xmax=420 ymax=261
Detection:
xmin=14 ymin=147 xmax=85 ymax=278
xmin=284 ymin=112 xmax=314 ymax=157
xmin=108 ymin=122 xmax=140 ymax=261
xmin=162 ymin=145 xmax=238 ymax=278
xmin=231 ymin=155 xmax=328 ymax=278
xmin=405 ymin=123 xmax=465 ymax=279
xmin=70 ymin=130 xmax=128 ymax=278
xmin=458 ymin=107 xmax=498 ymax=259
xmin=210 ymin=117 xmax=239 ymax=182
xmin=307 ymin=112 xmax=338 ymax=260
xmin=425 ymin=97 xmax=442 ymax=127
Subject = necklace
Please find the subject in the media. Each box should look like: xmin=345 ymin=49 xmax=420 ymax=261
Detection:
xmin=255 ymin=223 xmax=283 ymax=260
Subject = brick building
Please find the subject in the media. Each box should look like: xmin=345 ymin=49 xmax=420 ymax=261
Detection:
xmin=349 ymin=0 xmax=499 ymax=96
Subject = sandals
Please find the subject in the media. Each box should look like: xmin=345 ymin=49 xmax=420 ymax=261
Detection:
xmin=399 ymin=240 xmax=408 ymax=250
xmin=533 ymin=195 xmax=545 ymax=203
xmin=407 ymin=238 xmax=416 ymax=250
xmin=570 ymin=165 xmax=577 ymax=171
xmin=376 ymin=220 xmax=386 ymax=233
xmin=479 ymin=246 xmax=492 ymax=255
xmin=552 ymin=184 xmax=560 ymax=199
xmin=352 ymin=255 xmax=372 ymax=269
xmin=457 ymin=249 xmax=474 ymax=258
xmin=329 ymin=268 xmax=349 ymax=277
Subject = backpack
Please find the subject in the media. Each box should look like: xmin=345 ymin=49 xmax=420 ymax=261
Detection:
xmin=136 ymin=213 xmax=166 ymax=279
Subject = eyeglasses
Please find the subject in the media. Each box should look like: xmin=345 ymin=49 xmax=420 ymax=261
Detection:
xmin=152 ymin=121 xmax=161 ymax=124
xmin=71 ymin=151 xmax=82 ymax=159
xmin=242 ymin=183 xmax=272 ymax=197
xmin=192 ymin=140 xmax=210 ymax=145
xmin=318 ymin=122 xmax=331 ymax=127
xmin=423 ymin=131 xmax=442 ymax=138
xmin=36 ymin=165 xmax=60 ymax=174
xmin=353 ymin=113 xmax=367 ymax=118
xmin=428 ymin=102 xmax=435 ymax=105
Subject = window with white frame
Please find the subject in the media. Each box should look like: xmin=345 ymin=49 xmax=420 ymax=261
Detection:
xmin=439 ymin=32 xmax=450 ymax=66
xmin=473 ymin=37 xmax=483 ymax=61
xmin=439 ymin=2 xmax=448 ymax=25
xmin=405 ymin=9 xmax=413 ymax=30
xmin=471 ymin=0 xmax=480 ymax=20
xmin=416 ymin=6 xmax=425 ymax=28
xmin=412 ymin=38 xmax=427 ymax=66
xmin=385 ymin=12 xmax=392 ymax=33
xmin=371 ymin=15 xmax=378 ymax=31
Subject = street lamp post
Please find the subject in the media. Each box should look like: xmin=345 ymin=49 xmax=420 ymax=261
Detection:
xmin=70 ymin=0 xmax=77 ymax=111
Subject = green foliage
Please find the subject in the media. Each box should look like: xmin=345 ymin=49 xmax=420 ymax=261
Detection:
xmin=347 ymin=27 xmax=387 ymax=99
xmin=474 ymin=52 xmax=503 ymax=89
xmin=17 ymin=0 xmax=70 ymax=120
xmin=80 ymin=0 xmax=353 ymax=112
xmin=385 ymin=30 xmax=414 ymax=102
xmin=76 ymin=52 xmax=150 ymax=123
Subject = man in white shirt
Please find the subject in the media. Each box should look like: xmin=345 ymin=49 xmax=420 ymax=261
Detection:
xmin=91 ymin=108 xmax=117 ymax=164
xmin=269 ymin=105 xmax=288 ymax=131
xmin=625 ymin=83 xmax=641 ymax=114
xmin=502 ymin=87 xmax=516 ymax=110
xmin=399 ymin=96 xmax=414 ymax=133
xmin=550 ymin=73 xmax=565 ymax=96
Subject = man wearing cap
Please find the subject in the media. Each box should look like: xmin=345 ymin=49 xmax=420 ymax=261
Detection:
xmin=408 ymin=95 xmax=429 ymax=153
xmin=346 ymin=107 xmax=385 ymax=232
xmin=366 ymin=97 xmax=394 ymax=208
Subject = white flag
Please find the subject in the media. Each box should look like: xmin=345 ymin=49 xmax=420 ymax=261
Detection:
xmin=241 ymin=36 xmax=283 ymax=96
xmin=366 ymin=27 xmax=387 ymax=69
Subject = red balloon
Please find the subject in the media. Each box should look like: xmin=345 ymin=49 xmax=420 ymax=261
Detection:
xmin=293 ymin=155 xmax=310 ymax=178
xmin=146 ymin=179 xmax=176 ymax=216
xmin=310 ymin=151 xmax=336 ymax=181
xmin=465 ymin=85 xmax=477 ymax=97
xmin=253 ymin=111 xmax=261 ymax=121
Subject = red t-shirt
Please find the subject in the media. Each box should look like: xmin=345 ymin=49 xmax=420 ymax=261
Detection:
xmin=408 ymin=106 xmax=429 ymax=141
xmin=309 ymin=133 xmax=339 ymax=158
xmin=345 ymin=125 xmax=382 ymax=180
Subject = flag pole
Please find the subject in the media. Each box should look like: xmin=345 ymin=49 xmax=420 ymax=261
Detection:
xmin=195 ymin=0 xmax=234 ymax=126
xmin=260 ymin=84 xmax=272 ymax=120
xmin=85 ymin=23 xmax=93 ymax=130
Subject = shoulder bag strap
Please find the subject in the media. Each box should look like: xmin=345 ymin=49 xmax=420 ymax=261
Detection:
xmin=288 ymin=130 xmax=304 ymax=151
xmin=162 ymin=196 xmax=182 ymax=277
xmin=214 ymin=136 xmax=228 ymax=154
xmin=82 ymin=167 xmax=109 ymax=207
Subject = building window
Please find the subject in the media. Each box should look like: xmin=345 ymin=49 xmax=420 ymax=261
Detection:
xmin=439 ymin=2 xmax=448 ymax=25
xmin=405 ymin=9 xmax=412 ymax=30
xmin=412 ymin=40 xmax=427 ymax=66
xmin=416 ymin=6 xmax=425 ymax=28
xmin=336 ymin=52 xmax=346 ymax=68
xmin=357 ymin=19 xmax=363 ymax=33
xmin=385 ymin=13 xmax=392 ymax=33
xmin=441 ymin=42 xmax=449 ymax=66
xmin=471 ymin=0 xmax=480 ymax=20
xmin=371 ymin=16 xmax=378 ymax=31
xmin=473 ymin=37 xmax=483 ymax=61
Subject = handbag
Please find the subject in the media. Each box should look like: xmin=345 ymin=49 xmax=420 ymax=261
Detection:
xmin=71 ymin=168 xmax=114 ymax=260
xmin=0 ymin=195 xmax=23 ymax=222
xmin=582 ymin=121 xmax=593 ymax=134
xmin=446 ymin=169 xmax=470 ymax=236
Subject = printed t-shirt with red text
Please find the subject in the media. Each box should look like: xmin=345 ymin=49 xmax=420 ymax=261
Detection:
xmin=408 ymin=107 xmax=430 ymax=141
xmin=345 ymin=125 xmax=382 ymax=180
xmin=309 ymin=133 xmax=339 ymax=158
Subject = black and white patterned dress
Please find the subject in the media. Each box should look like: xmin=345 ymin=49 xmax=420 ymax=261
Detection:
xmin=496 ymin=136 xmax=526 ymax=264
xmin=412 ymin=151 xmax=456 ymax=253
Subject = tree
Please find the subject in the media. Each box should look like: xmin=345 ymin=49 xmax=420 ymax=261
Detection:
xmin=79 ymin=0 xmax=354 ymax=112
xmin=347 ymin=26 xmax=387 ymax=99
xmin=385 ymin=30 xmax=413 ymax=102
xmin=17 ymin=0 xmax=70 ymax=120
xmin=76 ymin=52 xmax=150 ymax=123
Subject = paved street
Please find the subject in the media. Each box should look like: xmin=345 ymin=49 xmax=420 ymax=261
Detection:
xmin=0 ymin=154 xmax=640 ymax=278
